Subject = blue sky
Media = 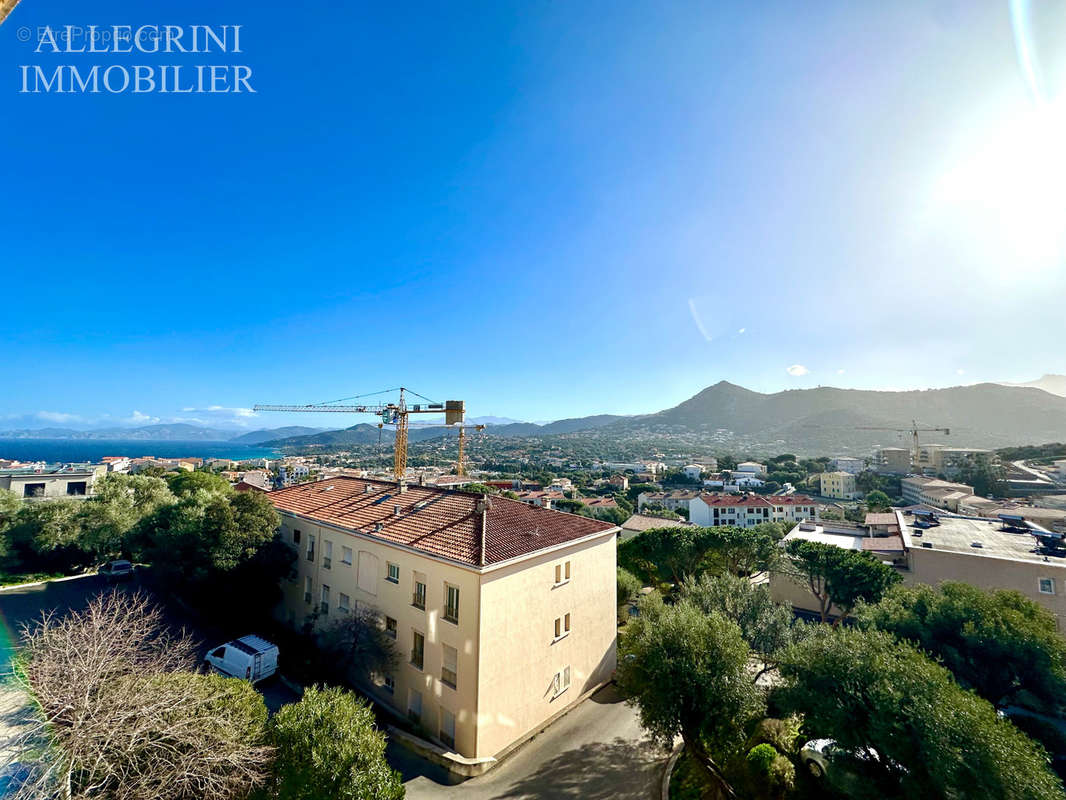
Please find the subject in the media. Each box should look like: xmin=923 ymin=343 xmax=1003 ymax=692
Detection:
xmin=2 ymin=0 xmax=1065 ymax=429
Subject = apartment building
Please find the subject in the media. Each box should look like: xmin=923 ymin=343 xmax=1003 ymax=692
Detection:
xmin=688 ymin=493 xmax=818 ymax=528
xmin=0 ymin=464 xmax=103 ymax=499
xmin=818 ymin=471 xmax=860 ymax=500
xmin=270 ymin=478 xmax=618 ymax=766
xmin=901 ymin=477 xmax=975 ymax=509
xmin=636 ymin=489 xmax=700 ymax=513
xmin=736 ymin=461 xmax=766 ymax=474
xmin=829 ymin=456 xmax=865 ymax=475
xmin=876 ymin=447 xmax=911 ymax=474
xmin=773 ymin=511 xmax=1066 ymax=625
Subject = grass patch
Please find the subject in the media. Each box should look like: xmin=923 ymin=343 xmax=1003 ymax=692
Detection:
xmin=0 ymin=571 xmax=70 ymax=588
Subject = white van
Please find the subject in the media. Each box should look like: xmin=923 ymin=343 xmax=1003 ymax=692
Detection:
xmin=204 ymin=635 xmax=279 ymax=683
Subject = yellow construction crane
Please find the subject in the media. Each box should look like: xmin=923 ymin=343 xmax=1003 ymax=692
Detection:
xmin=254 ymin=388 xmax=465 ymax=481
xmin=856 ymin=420 xmax=950 ymax=471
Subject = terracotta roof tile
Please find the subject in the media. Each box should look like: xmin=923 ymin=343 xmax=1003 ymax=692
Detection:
xmin=269 ymin=477 xmax=615 ymax=568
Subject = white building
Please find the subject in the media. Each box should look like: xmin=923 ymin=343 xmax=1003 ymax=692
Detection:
xmin=682 ymin=464 xmax=704 ymax=480
xmin=736 ymin=461 xmax=766 ymax=475
xmin=829 ymin=456 xmax=865 ymax=475
xmin=688 ymin=493 xmax=818 ymax=528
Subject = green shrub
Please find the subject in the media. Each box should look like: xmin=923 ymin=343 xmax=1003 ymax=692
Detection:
xmin=746 ymin=743 xmax=777 ymax=775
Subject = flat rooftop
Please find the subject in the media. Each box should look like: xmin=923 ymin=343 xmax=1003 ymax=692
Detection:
xmin=907 ymin=515 xmax=1062 ymax=565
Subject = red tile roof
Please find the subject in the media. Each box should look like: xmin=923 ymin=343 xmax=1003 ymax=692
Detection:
xmin=269 ymin=477 xmax=615 ymax=568
xmin=699 ymin=493 xmax=815 ymax=508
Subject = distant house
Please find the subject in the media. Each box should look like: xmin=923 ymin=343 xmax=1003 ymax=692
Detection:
xmin=515 ymin=490 xmax=566 ymax=510
xmin=607 ymin=475 xmax=629 ymax=491
xmin=829 ymin=456 xmax=865 ymax=475
xmin=235 ymin=471 xmax=274 ymax=493
xmin=0 ymin=464 xmax=103 ymax=500
xmin=619 ymin=513 xmax=690 ymax=541
xmin=682 ymin=465 xmax=703 ymax=480
xmin=689 ymin=493 xmax=818 ymax=528
xmin=736 ymin=462 xmax=766 ymax=475
xmin=819 ymin=471 xmax=860 ymax=500
xmin=636 ymin=489 xmax=699 ymax=512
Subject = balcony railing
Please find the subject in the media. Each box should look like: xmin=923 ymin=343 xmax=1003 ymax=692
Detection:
xmin=323 ymin=557 xmax=331 ymax=569
xmin=443 ymin=606 xmax=459 ymax=624
xmin=410 ymin=650 xmax=424 ymax=670
xmin=412 ymin=592 xmax=426 ymax=610
xmin=441 ymin=667 xmax=457 ymax=689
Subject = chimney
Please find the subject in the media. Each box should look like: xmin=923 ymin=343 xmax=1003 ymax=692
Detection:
xmin=418 ymin=473 xmax=425 ymax=487
xmin=394 ymin=505 xmax=401 ymax=517
xmin=398 ymin=480 xmax=408 ymax=494
xmin=364 ymin=484 xmax=373 ymax=494
xmin=476 ymin=495 xmax=492 ymax=567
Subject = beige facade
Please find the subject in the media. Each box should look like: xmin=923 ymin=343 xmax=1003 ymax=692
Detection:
xmin=0 ymin=466 xmax=102 ymax=499
xmin=818 ymin=471 xmax=859 ymax=500
xmin=877 ymin=447 xmax=911 ymax=474
xmin=273 ymin=484 xmax=618 ymax=763
xmin=773 ymin=512 xmax=1066 ymax=627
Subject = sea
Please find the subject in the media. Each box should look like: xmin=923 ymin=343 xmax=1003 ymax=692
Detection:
xmin=0 ymin=439 xmax=280 ymax=465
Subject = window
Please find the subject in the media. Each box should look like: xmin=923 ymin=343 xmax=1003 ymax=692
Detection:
xmin=1040 ymin=578 xmax=1056 ymax=595
xmin=441 ymin=644 xmax=457 ymax=689
xmin=440 ymin=708 xmax=456 ymax=748
xmin=407 ymin=689 xmax=422 ymax=723
xmin=554 ymin=561 xmax=571 ymax=586
xmin=304 ymin=576 xmax=312 ymax=605
xmin=412 ymin=577 xmax=426 ymax=610
xmin=383 ymin=674 xmax=395 ymax=693
xmin=357 ymin=551 xmax=379 ymax=595
xmin=293 ymin=529 xmax=301 ymax=545
xmin=411 ymin=631 xmax=425 ymax=670
xmin=341 ymin=546 xmax=352 ymax=566
xmin=23 ymin=483 xmax=45 ymax=498
xmin=387 ymin=562 xmax=400 ymax=583
xmin=323 ymin=540 xmax=332 ymax=569
xmin=443 ymin=584 xmax=459 ymax=624
xmin=320 ymin=584 xmax=330 ymax=614
xmin=306 ymin=534 xmax=315 ymax=562
xmin=551 ymin=665 xmax=571 ymax=699
xmin=66 ymin=481 xmax=87 ymax=496
xmin=385 ymin=616 xmax=397 ymax=639
xmin=339 ymin=593 xmax=350 ymax=613
xmin=553 ymin=613 xmax=571 ymax=641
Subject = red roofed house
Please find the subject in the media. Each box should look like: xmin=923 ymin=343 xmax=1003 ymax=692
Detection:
xmin=689 ymin=493 xmax=819 ymax=528
xmin=269 ymin=477 xmax=618 ymax=770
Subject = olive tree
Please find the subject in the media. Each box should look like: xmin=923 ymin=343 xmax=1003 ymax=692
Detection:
xmin=857 ymin=582 xmax=1066 ymax=710
xmin=777 ymin=626 xmax=1064 ymax=800
xmin=617 ymin=594 xmax=764 ymax=798
xmin=269 ymin=686 xmax=404 ymax=800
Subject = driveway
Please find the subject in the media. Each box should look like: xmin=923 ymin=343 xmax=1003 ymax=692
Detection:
xmin=399 ymin=684 xmax=667 ymax=800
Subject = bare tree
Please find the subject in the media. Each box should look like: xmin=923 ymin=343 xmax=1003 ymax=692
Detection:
xmin=318 ymin=605 xmax=399 ymax=687
xmin=3 ymin=590 xmax=273 ymax=800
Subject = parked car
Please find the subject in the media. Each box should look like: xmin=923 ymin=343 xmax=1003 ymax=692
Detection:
xmin=204 ymin=636 xmax=279 ymax=684
xmin=98 ymin=560 xmax=134 ymax=581
xmin=800 ymin=738 xmax=882 ymax=779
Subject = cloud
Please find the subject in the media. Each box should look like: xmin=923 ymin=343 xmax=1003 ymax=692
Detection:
xmin=837 ymin=368 xmax=846 ymax=375
xmin=35 ymin=410 xmax=83 ymax=424
xmin=688 ymin=298 xmax=713 ymax=342
xmin=178 ymin=406 xmax=260 ymax=428
xmin=956 ymin=368 xmax=966 ymax=375
xmin=737 ymin=328 xmax=746 ymax=334
xmin=786 ymin=364 xmax=810 ymax=377
xmin=124 ymin=410 xmax=160 ymax=425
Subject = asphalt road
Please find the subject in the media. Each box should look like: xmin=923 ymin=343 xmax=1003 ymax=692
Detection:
xmin=401 ymin=684 xmax=667 ymax=800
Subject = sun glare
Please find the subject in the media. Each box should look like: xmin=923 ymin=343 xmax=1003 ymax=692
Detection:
xmin=931 ymin=101 xmax=1066 ymax=267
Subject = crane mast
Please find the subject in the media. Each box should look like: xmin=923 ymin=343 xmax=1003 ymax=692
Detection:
xmin=254 ymin=388 xmax=467 ymax=481
xmin=856 ymin=420 xmax=950 ymax=472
